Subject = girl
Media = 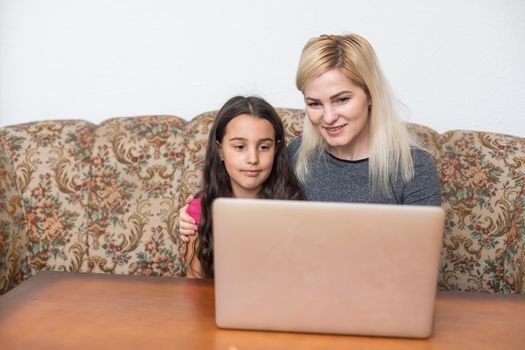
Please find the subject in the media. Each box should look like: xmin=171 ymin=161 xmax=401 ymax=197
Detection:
xmin=182 ymin=96 xmax=304 ymax=278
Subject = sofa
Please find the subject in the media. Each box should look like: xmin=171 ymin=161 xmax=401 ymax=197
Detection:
xmin=1 ymin=109 xmax=524 ymax=295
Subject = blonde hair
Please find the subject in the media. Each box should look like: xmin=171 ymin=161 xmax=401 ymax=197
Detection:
xmin=295 ymin=34 xmax=416 ymax=196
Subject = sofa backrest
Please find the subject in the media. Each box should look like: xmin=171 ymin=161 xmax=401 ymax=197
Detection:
xmin=86 ymin=116 xmax=188 ymax=276
xmin=0 ymin=120 xmax=95 ymax=289
xmin=409 ymin=124 xmax=525 ymax=294
xmin=438 ymin=130 xmax=525 ymax=293
xmin=1 ymin=109 xmax=524 ymax=294
xmin=0 ymin=131 xmax=31 ymax=292
xmin=0 ymin=115 xmax=190 ymax=294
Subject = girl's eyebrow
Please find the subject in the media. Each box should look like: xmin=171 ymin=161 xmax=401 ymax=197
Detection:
xmin=227 ymin=137 xmax=247 ymax=141
xmin=227 ymin=137 xmax=275 ymax=142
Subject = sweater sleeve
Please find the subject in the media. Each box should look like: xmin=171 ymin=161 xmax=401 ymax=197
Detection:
xmin=402 ymin=149 xmax=441 ymax=206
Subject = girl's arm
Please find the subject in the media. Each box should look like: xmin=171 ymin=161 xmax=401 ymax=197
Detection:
xmin=185 ymin=236 xmax=202 ymax=278
xmin=180 ymin=197 xmax=203 ymax=278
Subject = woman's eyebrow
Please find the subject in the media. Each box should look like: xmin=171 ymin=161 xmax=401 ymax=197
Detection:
xmin=304 ymin=96 xmax=320 ymax=102
xmin=330 ymin=91 xmax=352 ymax=99
xmin=305 ymin=90 xmax=352 ymax=101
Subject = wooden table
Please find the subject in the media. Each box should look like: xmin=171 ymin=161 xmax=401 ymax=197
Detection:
xmin=0 ymin=272 xmax=523 ymax=350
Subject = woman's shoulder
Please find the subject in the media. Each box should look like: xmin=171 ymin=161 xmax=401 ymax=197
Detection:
xmin=287 ymin=136 xmax=302 ymax=158
xmin=287 ymin=136 xmax=302 ymax=150
xmin=410 ymin=147 xmax=436 ymax=167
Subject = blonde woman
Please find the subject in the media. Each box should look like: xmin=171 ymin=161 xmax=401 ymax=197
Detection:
xmin=289 ymin=33 xmax=440 ymax=205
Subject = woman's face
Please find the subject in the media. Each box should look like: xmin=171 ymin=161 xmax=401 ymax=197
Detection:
xmin=219 ymin=114 xmax=276 ymax=198
xmin=303 ymin=69 xmax=371 ymax=160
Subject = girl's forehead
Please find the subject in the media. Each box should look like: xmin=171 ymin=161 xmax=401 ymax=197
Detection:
xmin=224 ymin=114 xmax=276 ymax=138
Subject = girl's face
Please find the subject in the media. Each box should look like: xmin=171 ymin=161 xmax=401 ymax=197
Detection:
xmin=219 ymin=114 xmax=276 ymax=198
xmin=303 ymin=68 xmax=371 ymax=160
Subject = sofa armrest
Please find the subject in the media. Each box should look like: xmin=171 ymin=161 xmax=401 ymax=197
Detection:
xmin=438 ymin=130 xmax=525 ymax=293
xmin=0 ymin=130 xmax=31 ymax=294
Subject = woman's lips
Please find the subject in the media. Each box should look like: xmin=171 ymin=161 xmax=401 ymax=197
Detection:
xmin=324 ymin=124 xmax=346 ymax=136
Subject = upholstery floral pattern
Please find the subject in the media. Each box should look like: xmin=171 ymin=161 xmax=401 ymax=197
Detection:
xmin=0 ymin=133 xmax=31 ymax=294
xmin=276 ymin=108 xmax=306 ymax=144
xmin=0 ymin=110 xmax=524 ymax=295
xmin=409 ymin=125 xmax=525 ymax=293
xmin=407 ymin=124 xmax=442 ymax=162
xmin=0 ymin=121 xmax=94 ymax=284
xmin=87 ymin=116 xmax=187 ymax=277
xmin=179 ymin=112 xmax=216 ymax=205
xmin=438 ymin=131 xmax=525 ymax=293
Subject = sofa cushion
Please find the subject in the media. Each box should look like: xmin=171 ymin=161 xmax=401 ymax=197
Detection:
xmin=438 ymin=130 xmax=525 ymax=293
xmin=276 ymin=108 xmax=306 ymax=144
xmin=407 ymin=123 xmax=442 ymax=162
xmin=179 ymin=111 xmax=216 ymax=205
xmin=0 ymin=120 xmax=94 ymax=277
xmin=0 ymin=133 xmax=31 ymax=293
xmin=86 ymin=116 xmax=188 ymax=276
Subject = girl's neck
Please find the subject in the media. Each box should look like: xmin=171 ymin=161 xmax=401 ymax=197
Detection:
xmin=232 ymin=188 xmax=260 ymax=199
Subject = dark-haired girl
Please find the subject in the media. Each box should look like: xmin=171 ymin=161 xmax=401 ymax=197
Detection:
xmin=180 ymin=96 xmax=304 ymax=278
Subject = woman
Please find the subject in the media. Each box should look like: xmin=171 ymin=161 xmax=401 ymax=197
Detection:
xmin=290 ymin=33 xmax=440 ymax=205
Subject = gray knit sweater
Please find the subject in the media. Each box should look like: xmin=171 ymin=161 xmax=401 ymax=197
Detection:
xmin=288 ymin=137 xmax=441 ymax=206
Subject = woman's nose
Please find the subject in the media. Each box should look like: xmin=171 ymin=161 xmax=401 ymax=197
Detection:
xmin=323 ymin=105 xmax=338 ymax=124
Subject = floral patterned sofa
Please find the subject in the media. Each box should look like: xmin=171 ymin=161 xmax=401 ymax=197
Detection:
xmin=1 ymin=109 xmax=524 ymax=295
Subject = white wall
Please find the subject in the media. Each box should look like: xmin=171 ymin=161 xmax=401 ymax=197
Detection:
xmin=1 ymin=0 xmax=524 ymax=136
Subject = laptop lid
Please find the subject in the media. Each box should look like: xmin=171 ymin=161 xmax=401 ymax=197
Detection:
xmin=213 ymin=198 xmax=445 ymax=338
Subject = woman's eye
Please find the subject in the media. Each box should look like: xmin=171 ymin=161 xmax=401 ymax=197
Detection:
xmin=335 ymin=97 xmax=350 ymax=104
xmin=307 ymin=102 xmax=321 ymax=108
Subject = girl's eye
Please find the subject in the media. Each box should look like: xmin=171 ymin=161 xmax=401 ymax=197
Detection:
xmin=233 ymin=144 xmax=245 ymax=151
xmin=258 ymin=144 xmax=273 ymax=152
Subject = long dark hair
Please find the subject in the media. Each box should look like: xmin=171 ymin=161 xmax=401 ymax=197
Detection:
xmin=192 ymin=96 xmax=304 ymax=278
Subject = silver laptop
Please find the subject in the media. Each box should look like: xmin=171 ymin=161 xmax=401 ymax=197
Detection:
xmin=213 ymin=198 xmax=445 ymax=338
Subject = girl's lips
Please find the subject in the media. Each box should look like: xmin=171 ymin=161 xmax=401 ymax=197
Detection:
xmin=243 ymin=170 xmax=261 ymax=177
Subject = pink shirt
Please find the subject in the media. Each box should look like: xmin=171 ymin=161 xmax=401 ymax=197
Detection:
xmin=186 ymin=197 xmax=201 ymax=226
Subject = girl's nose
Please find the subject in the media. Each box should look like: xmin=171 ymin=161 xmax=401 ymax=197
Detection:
xmin=246 ymin=147 xmax=259 ymax=164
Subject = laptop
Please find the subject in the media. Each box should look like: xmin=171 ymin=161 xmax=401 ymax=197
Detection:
xmin=212 ymin=198 xmax=445 ymax=338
